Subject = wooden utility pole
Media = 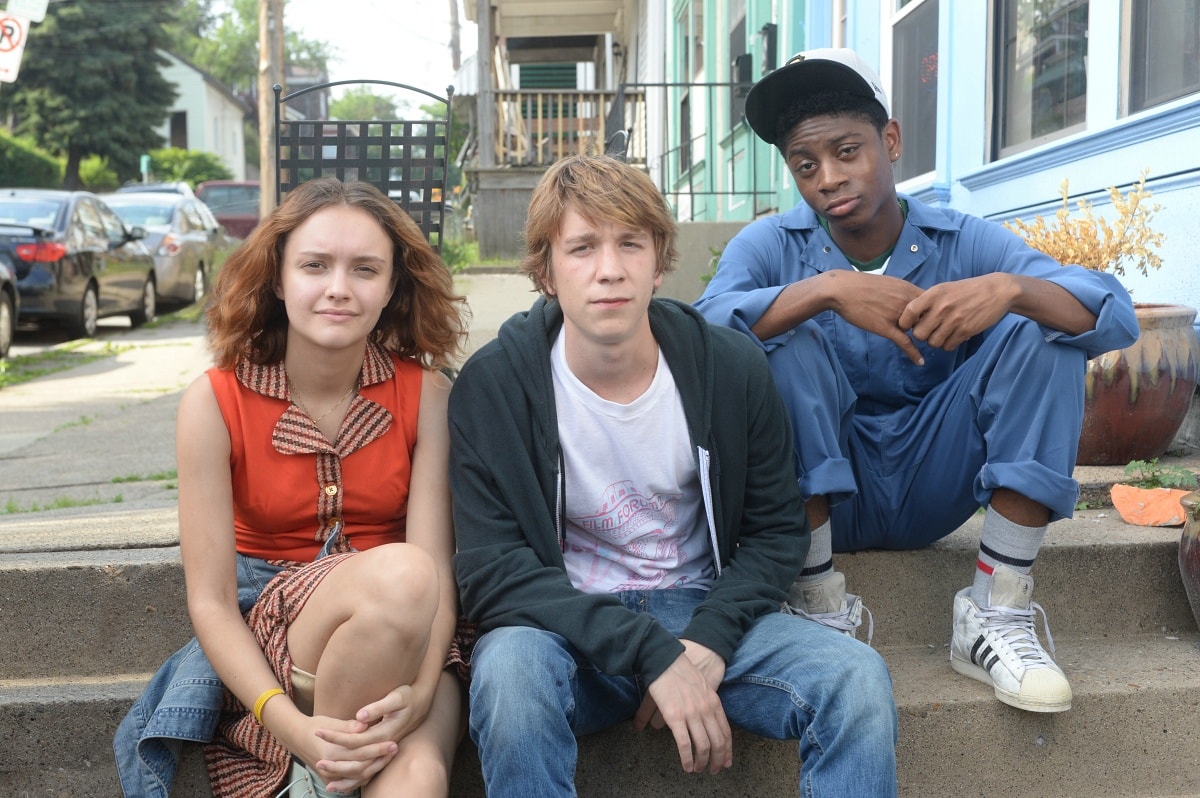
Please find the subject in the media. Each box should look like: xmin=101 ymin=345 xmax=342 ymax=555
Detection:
xmin=449 ymin=0 xmax=461 ymax=71
xmin=477 ymin=0 xmax=493 ymax=169
xmin=257 ymin=0 xmax=284 ymax=217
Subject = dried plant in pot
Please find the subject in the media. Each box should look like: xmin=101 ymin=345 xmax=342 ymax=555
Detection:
xmin=1005 ymin=170 xmax=1199 ymax=467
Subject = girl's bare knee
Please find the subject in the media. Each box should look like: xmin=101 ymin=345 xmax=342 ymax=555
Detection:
xmin=340 ymin=545 xmax=441 ymax=646
xmin=360 ymin=543 xmax=440 ymax=609
xmin=366 ymin=748 xmax=451 ymax=797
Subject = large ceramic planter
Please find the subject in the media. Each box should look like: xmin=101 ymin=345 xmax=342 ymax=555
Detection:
xmin=1077 ymin=303 xmax=1200 ymax=466
xmin=1177 ymin=491 xmax=1200 ymax=630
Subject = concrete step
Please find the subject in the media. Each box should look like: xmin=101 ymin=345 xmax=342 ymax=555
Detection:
xmin=2 ymin=509 xmax=1197 ymax=796
xmin=838 ymin=511 xmax=1198 ymax=645
xmin=2 ymin=509 xmax=1194 ymax=678
xmin=0 ymin=547 xmax=189 ymax=680
xmin=4 ymin=632 xmax=1199 ymax=797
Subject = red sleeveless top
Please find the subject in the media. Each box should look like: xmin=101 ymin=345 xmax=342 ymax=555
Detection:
xmin=207 ymin=343 xmax=422 ymax=562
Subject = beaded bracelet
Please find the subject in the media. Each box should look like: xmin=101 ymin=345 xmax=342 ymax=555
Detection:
xmin=252 ymin=687 xmax=285 ymax=725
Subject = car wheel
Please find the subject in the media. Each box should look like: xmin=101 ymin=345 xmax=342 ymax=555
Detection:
xmin=191 ymin=264 xmax=207 ymax=304
xmin=0 ymin=290 xmax=13 ymax=358
xmin=68 ymin=284 xmax=99 ymax=339
xmin=129 ymin=275 xmax=156 ymax=327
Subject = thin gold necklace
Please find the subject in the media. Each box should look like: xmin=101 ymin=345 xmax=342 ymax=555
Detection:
xmin=288 ymin=377 xmax=358 ymax=424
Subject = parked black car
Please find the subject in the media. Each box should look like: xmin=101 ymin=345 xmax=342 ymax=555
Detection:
xmin=0 ymin=253 xmax=18 ymax=358
xmin=101 ymin=192 xmax=223 ymax=309
xmin=0 ymin=189 xmax=156 ymax=339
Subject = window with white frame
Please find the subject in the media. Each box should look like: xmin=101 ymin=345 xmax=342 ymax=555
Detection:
xmin=731 ymin=8 xmax=750 ymax=127
xmin=994 ymin=0 xmax=1089 ymax=158
xmin=1125 ymin=0 xmax=1200 ymax=114
xmin=673 ymin=2 xmax=707 ymax=176
xmin=891 ymin=0 xmax=939 ymax=181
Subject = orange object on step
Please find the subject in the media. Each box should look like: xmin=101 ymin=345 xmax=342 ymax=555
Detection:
xmin=1109 ymin=484 xmax=1192 ymax=526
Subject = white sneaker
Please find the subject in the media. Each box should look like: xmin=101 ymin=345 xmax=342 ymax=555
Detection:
xmin=783 ymin=571 xmax=873 ymax=644
xmin=950 ymin=564 xmax=1072 ymax=713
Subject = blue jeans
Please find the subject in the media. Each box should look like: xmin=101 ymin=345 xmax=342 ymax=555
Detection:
xmin=767 ymin=315 xmax=1086 ymax=551
xmin=468 ymin=589 xmax=898 ymax=797
xmin=114 ymin=529 xmax=351 ymax=798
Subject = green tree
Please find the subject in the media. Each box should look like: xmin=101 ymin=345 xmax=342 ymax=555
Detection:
xmin=1 ymin=0 xmax=179 ymax=188
xmin=168 ymin=0 xmax=333 ymax=95
xmin=163 ymin=0 xmax=218 ymax=56
xmin=176 ymin=0 xmax=259 ymax=93
xmin=421 ymin=99 xmax=470 ymax=192
xmin=165 ymin=0 xmax=334 ymax=174
xmin=330 ymin=87 xmax=400 ymax=121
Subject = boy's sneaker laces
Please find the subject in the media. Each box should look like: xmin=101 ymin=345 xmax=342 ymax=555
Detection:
xmin=949 ymin=564 xmax=1071 ymax=713
xmin=783 ymin=571 xmax=874 ymax=645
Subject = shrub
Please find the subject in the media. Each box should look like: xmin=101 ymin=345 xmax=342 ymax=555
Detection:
xmin=439 ymin=236 xmax=477 ymax=272
xmin=145 ymin=148 xmax=233 ymax=188
xmin=1004 ymin=169 xmax=1164 ymax=279
xmin=80 ymin=155 xmax=119 ymax=192
xmin=0 ymin=129 xmax=63 ymax=187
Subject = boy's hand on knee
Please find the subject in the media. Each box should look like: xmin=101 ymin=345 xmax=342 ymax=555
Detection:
xmin=637 ymin=653 xmax=733 ymax=775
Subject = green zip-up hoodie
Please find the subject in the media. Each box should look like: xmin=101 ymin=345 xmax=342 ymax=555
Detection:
xmin=449 ymin=296 xmax=810 ymax=684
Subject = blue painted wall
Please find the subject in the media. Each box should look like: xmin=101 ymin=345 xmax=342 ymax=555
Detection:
xmin=776 ymin=0 xmax=1200 ymax=313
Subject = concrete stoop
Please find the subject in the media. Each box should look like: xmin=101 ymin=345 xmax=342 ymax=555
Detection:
xmin=2 ymin=510 xmax=1199 ymax=797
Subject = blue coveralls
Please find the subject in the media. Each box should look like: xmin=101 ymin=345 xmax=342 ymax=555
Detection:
xmin=694 ymin=195 xmax=1138 ymax=552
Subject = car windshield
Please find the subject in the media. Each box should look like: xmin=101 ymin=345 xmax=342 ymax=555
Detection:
xmin=107 ymin=203 xmax=173 ymax=227
xmin=0 ymin=198 xmax=64 ymax=228
xmin=200 ymin=185 xmax=259 ymax=214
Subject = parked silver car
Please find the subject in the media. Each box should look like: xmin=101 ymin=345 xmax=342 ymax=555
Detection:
xmin=101 ymin=192 xmax=223 ymax=308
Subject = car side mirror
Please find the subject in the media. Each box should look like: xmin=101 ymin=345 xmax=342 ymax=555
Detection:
xmin=127 ymin=225 xmax=148 ymax=241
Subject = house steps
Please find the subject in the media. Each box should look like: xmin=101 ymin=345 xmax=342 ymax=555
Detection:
xmin=1 ymin=508 xmax=1198 ymax=797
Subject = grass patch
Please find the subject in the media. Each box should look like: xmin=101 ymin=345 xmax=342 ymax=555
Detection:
xmin=55 ymin=415 xmax=95 ymax=432
xmin=112 ymin=469 xmax=177 ymax=483
xmin=144 ymin=299 xmax=208 ymax=327
xmin=2 ymin=494 xmax=120 ymax=514
xmin=0 ymin=341 xmax=127 ymax=390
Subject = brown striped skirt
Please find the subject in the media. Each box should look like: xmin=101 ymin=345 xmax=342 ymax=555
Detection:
xmin=203 ymin=552 xmax=473 ymax=798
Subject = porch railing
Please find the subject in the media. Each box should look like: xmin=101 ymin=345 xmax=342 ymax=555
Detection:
xmin=487 ymin=81 xmax=779 ymax=222
xmin=493 ymin=88 xmax=647 ymax=167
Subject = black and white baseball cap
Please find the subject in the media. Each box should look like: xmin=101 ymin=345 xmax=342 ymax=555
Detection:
xmin=744 ymin=47 xmax=891 ymax=146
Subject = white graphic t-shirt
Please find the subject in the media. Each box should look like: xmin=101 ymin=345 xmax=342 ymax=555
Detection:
xmin=551 ymin=333 xmax=715 ymax=594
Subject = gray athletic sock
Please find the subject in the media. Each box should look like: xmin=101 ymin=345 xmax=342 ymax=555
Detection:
xmin=971 ymin=506 xmax=1046 ymax=605
xmin=797 ymin=519 xmax=833 ymax=583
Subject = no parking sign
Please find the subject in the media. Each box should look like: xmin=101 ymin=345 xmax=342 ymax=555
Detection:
xmin=0 ymin=14 xmax=29 ymax=83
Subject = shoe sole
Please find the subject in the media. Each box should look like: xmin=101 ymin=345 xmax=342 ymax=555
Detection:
xmin=950 ymin=655 xmax=1072 ymax=713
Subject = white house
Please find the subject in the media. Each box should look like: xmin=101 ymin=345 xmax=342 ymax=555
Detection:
xmin=157 ymin=51 xmax=251 ymax=180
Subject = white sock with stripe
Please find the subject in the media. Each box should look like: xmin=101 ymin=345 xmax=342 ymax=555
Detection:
xmin=971 ymin=506 xmax=1045 ymax=605
xmin=797 ymin=519 xmax=833 ymax=584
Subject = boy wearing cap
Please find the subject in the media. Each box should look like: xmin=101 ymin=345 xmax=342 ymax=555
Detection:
xmin=451 ymin=155 xmax=898 ymax=796
xmin=695 ymin=48 xmax=1137 ymax=713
